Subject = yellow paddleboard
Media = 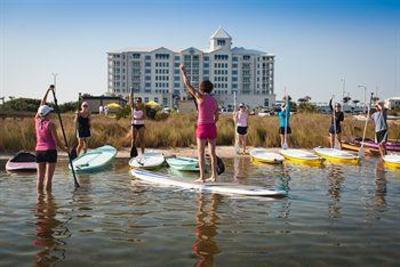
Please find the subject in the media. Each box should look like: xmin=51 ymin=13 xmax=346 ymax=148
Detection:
xmin=313 ymin=147 xmax=360 ymax=164
xmin=280 ymin=149 xmax=323 ymax=166
xmin=249 ymin=148 xmax=284 ymax=164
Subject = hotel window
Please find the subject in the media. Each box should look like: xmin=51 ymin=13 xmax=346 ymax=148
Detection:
xmin=175 ymin=63 xmax=180 ymax=68
xmin=174 ymin=83 xmax=180 ymax=88
xmin=154 ymin=97 xmax=159 ymax=103
xmin=132 ymin=53 xmax=140 ymax=59
xmin=145 ymin=82 xmax=151 ymax=87
xmin=155 ymin=54 xmax=170 ymax=60
xmin=204 ymin=56 xmax=209 ymax=61
xmin=145 ymin=76 xmax=151 ymax=81
xmin=232 ymin=84 xmax=237 ymax=89
xmin=243 ymin=55 xmax=250 ymax=60
xmin=204 ymin=76 xmax=209 ymax=80
xmin=203 ymin=63 xmax=209 ymax=68
xmin=145 ymin=55 xmax=151 ymax=60
xmin=145 ymin=69 xmax=151 ymax=74
xmin=144 ymin=97 xmax=149 ymax=102
xmin=175 ymin=56 xmax=180 ymax=61
xmin=145 ymin=62 xmax=151 ymax=67
xmin=217 ymin=40 xmax=226 ymax=46
xmin=232 ymin=57 xmax=238 ymax=62
xmin=232 ymin=70 xmax=238 ymax=75
xmin=264 ymin=98 xmax=269 ymax=106
xmin=232 ymin=77 xmax=238 ymax=82
xmin=204 ymin=69 xmax=209 ymax=75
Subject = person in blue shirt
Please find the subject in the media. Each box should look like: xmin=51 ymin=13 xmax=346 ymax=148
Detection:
xmin=278 ymin=96 xmax=291 ymax=148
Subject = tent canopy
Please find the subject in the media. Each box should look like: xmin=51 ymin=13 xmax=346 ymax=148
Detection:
xmin=145 ymin=101 xmax=161 ymax=107
xmin=106 ymin=103 xmax=122 ymax=109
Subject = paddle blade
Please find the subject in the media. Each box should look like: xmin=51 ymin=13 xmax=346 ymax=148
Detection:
xmin=216 ymin=156 xmax=225 ymax=175
xmin=130 ymin=146 xmax=138 ymax=158
xmin=70 ymin=143 xmax=78 ymax=160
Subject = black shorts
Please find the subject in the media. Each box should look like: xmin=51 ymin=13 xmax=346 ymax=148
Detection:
xmin=329 ymin=125 xmax=342 ymax=134
xmin=376 ymin=130 xmax=388 ymax=144
xmin=279 ymin=127 xmax=291 ymax=135
xmin=237 ymin=126 xmax=248 ymax=135
xmin=35 ymin=150 xmax=58 ymax=163
xmin=132 ymin=124 xmax=145 ymax=130
xmin=78 ymin=129 xmax=91 ymax=138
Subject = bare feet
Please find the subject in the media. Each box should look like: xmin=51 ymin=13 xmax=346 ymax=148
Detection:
xmin=194 ymin=178 xmax=205 ymax=183
xmin=205 ymin=177 xmax=216 ymax=183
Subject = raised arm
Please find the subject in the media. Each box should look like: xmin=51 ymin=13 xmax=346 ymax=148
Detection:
xmin=35 ymin=85 xmax=54 ymax=119
xmin=329 ymin=97 xmax=333 ymax=112
xmin=179 ymin=64 xmax=202 ymax=100
xmin=129 ymin=88 xmax=135 ymax=110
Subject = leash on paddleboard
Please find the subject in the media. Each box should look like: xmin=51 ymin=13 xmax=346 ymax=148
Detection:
xmin=359 ymin=92 xmax=374 ymax=157
xmin=50 ymin=83 xmax=80 ymax=188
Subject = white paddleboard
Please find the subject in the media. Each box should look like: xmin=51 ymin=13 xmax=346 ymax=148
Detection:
xmin=249 ymin=148 xmax=284 ymax=164
xmin=280 ymin=149 xmax=322 ymax=164
xmin=129 ymin=152 xmax=165 ymax=169
xmin=313 ymin=147 xmax=359 ymax=163
xmin=130 ymin=169 xmax=287 ymax=197
xmin=70 ymin=145 xmax=117 ymax=172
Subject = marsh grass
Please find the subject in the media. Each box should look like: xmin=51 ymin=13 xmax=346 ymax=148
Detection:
xmin=1 ymin=113 xmax=399 ymax=152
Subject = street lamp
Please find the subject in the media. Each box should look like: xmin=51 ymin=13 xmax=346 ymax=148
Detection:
xmin=358 ymin=85 xmax=367 ymax=113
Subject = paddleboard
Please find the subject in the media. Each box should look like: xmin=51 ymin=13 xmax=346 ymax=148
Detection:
xmin=249 ymin=148 xmax=284 ymax=164
xmin=5 ymin=152 xmax=37 ymax=172
xmin=69 ymin=145 xmax=117 ymax=172
xmin=166 ymin=156 xmax=200 ymax=171
xmin=313 ymin=147 xmax=360 ymax=164
xmin=129 ymin=152 xmax=165 ymax=169
xmin=130 ymin=169 xmax=287 ymax=197
xmin=383 ymin=154 xmax=400 ymax=169
xmin=280 ymin=149 xmax=322 ymax=165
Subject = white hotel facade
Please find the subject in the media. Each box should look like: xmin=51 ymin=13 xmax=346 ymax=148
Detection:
xmin=107 ymin=28 xmax=275 ymax=108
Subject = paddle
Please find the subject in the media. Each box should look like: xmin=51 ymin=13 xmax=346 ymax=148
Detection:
xmin=70 ymin=93 xmax=81 ymax=160
xmin=50 ymin=84 xmax=80 ymax=188
xmin=129 ymin=88 xmax=138 ymax=158
xmin=189 ymin=92 xmax=225 ymax=175
xmin=282 ymin=87 xmax=289 ymax=150
xmin=359 ymin=92 xmax=373 ymax=157
xmin=233 ymin=91 xmax=240 ymax=154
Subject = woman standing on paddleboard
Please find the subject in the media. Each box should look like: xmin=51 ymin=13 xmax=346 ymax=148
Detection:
xmin=328 ymin=98 xmax=344 ymax=149
xmin=278 ymin=95 xmax=291 ymax=148
xmin=180 ymin=64 xmax=219 ymax=183
xmin=233 ymin=103 xmax=249 ymax=154
xmin=75 ymin=101 xmax=91 ymax=155
xmin=129 ymin=89 xmax=146 ymax=157
xmin=35 ymin=85 xmax=66 ymax=191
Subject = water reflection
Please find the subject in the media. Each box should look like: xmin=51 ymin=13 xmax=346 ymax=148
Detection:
xmin=327 ymin=166 xmax=345 ymax=218
xmin=373 ymin=161 xmax=387 ymax=210
xmin=233 ymin=156 xmax=250 ymax=182
xmin=33 ymin=191 xmax=70 ymax=266
xmin=192 ymin=193 xmax=221 ymax=267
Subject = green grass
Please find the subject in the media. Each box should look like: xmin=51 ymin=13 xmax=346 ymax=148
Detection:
xmin=0 ymin=113 xmax=399 ymax=152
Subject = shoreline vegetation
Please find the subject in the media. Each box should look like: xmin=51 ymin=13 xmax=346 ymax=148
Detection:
xmin=1 ymin=113 xmax=399 ymax=153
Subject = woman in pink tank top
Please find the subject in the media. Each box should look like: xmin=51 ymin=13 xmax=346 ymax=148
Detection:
xmin=34 ymin=86 xmax=65 ymax=191
xmin=180 ymin=64 xmax=219 ymax=183
xmin=129 ymin=88 xmax=146 ymax=158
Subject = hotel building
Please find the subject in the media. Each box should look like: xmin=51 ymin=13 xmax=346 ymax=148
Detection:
xmin=107 ymin=27 xmax=275 ymax=108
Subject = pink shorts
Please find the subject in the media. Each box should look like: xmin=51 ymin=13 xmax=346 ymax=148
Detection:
xmin=196 ymin=123 xmax=217 ymax=140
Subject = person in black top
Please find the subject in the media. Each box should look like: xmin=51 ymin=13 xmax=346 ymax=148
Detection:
xmin=328 ymin=98 xmax=344 ymax=149
xmin=75 ymin=101 xmax=91 ymax=155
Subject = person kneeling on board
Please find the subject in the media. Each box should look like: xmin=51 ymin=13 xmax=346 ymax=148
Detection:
xmin=180 ymin=64 xmax=219 ymax=183
xmin=328 ymin=98 xmax=344 ymax=149
xmin=75 ymin=101 xmax=91 ymax=156
xmin=371 ymin=101 xmax=388 ymax=159
xmin=35 ymin=85 xmax=66 ymax=191
xmin=233 ymin=103 xmax=249 ymax=154
xmin=129 ymin=89 xmax=146 ymax=157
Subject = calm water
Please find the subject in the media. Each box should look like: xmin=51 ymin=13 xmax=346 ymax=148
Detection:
xmin=0 ymin=156 xmax=399 ymax=267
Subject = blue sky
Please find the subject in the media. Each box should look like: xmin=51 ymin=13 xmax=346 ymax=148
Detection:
xmin=1 ymin=0 xmax=399 ymax=103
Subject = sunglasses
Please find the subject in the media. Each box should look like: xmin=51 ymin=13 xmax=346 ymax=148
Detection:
xmin=82 ymin=105 xmax=88 ymax=107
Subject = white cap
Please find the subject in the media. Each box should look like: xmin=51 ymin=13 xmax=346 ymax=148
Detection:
xmin=38 ymin=105 xmax=54 ymax=117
